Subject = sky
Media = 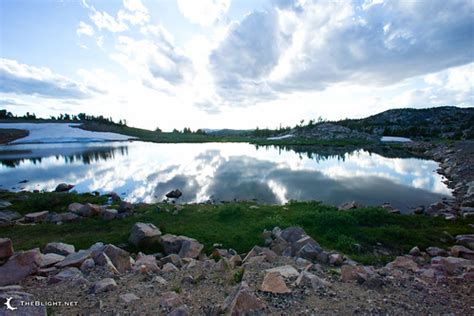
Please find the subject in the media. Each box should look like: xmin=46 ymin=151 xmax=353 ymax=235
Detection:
xmin=0 ymin=0 xmax=473 ymax=131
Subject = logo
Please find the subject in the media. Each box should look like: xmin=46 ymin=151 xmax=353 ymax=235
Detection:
xmin=4 ymin=297 xmax=17 ymax=311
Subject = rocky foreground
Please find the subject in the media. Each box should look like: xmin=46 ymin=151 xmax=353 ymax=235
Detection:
xmin=1 ymin=224 xmax=473 ymax=315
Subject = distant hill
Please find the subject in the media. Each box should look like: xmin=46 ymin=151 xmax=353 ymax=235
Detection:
xmin=202 ymin=129 xmax=253 ymax=136
xmin=336 ymin=106 xmax=474 ymax=140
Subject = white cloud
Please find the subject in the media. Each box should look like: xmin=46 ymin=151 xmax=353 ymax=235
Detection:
xmin=76 ymin=21 xmax=94 ymax=37
xmin=90 ymin=10 xmax=128 ymax=33
xmin=177 ymin=0 xmax=230 ymax=27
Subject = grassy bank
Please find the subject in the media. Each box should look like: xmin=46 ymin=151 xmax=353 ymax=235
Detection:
xmin=2 ymin=192 xmax=472 ymax=266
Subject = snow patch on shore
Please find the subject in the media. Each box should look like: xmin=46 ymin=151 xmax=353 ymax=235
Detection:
xmin=267 ymin=134 xmax=295 ymax=140
xmin=381 ymin=136 xmax=412 ymax=143
xmin=0 ymin=123 xmax=135 ymax=144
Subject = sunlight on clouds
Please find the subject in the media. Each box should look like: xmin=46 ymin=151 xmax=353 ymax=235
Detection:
xmin=177 ymin=0 xmax=230 ymax=27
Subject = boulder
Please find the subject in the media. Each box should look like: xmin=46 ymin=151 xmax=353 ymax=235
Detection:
xmin=0 ymin=248 xmax=42 ymax=286
xmin=49 ymin=267 xmax=83 ymax=284
xmin=162 ymin=262 xmax=179 ymax=272
xmin=56 ymin=250 xmax=91 ymax=268
xmin=161 ymin=234 xmax=183 ymax=254
xmin=260 ymin=271 xmax=291 ymax=294
xmin=0 ymin=238 xmax=13 ymax=260
xmin=265 ymin=265 xmax=299 ymax=278
xmin=295 ymin=271 xmax=330 ymax=290
xmin=280 ymin=226 xmax=306 ymax=243
xmin=60 ymin=212 xmax=80 ymax=222
xmin=293 ymin=236 xmax=322 ymax=259
xmin=329 ymin=253 xmax=344 ymax=266
xmin=118 ymin=201 xmax=134 ymax=214
xmin=409 ymin=246 xmax=421 ymax=256
xmin=161 ymin=234 xmax=204 ymax=259
xmin=40 ymin=253 xmax=65 ymax=268
xmin=25 ymin=211 xmax=49 ymax=223
xmin=223 ymin=281 xmax=266 ymax=315
xmin=0 ymin=200 xmax=12 ymax=209
xmin=385 ymin=256 xmax=419 ymax=272
xmin=451 ymin=245 xmax=474 ymax=260
xmin=93 ymin=252 xmax=119 ymax=275
xmin=431 ymin=256 xmax=471 ymax=275
xmin=166 ymin=189 xmax=182 ymax=199
xmin=228 ymin=255 xmax=243 ymax=269
xmin=55 ymin=183 xmax=74 ymax=192
xmin=425 ymin=247 xmax=447 ymax=257
xmin=243 ymin=246 xmax=277 ymax=263
xmin=456 ymin=234 xmax=474 ymax=250
xmin=341 ymin=265 xmax=377 ymax=282
xmin=102 ymin=244 xmax=132 ymax=274
xmin=77 ymin=203 xmax=101 ymax=217
xmin=92 ymin=278 xmax=117 ymax=294
xmin=161 ymin=254 xmax=183 ymax=268
xmin=168 ymin=305 xmax=189 ymax=316
xmin=133 ymin=253 xmax=160 ymax=274
xmin=80 ymin=258 xmax=96 ymax=272
xmin=67 ymin=202 xmax=83 ymax=213
xmin=44 ymin=242 xmax=75 ymax=256
xmin=0 ymin=210 xmax=21 ymax=222
xmin=129 ymin=222 xmax=162 ymax=248
xmin=102 ymin=209 xmax=118 ymax=221
xmin=338 ymin=201 xmax=362 ymax=211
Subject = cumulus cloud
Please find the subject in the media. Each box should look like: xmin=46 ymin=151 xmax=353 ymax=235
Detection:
xmin=111 ymin=33 xmax=193 ymax=87
xmin=0 ymin=58 xmax=99 ymax=99
xmin=76 ymin=21 xmax=94 ymax=36
xmin=210 ymin=0 xmax=474 ymax=101
xmin=177 ymin=0 xmax=230 ymax=27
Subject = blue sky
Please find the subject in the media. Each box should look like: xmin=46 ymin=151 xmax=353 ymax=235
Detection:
xmin=0 ymin=0 xmax=473 ymax=130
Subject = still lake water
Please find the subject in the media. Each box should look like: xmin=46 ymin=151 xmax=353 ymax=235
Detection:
xmin=0 ymin=141 xmax=451 ymax=212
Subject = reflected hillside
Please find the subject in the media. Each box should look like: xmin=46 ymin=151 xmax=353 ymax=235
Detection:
xmin=0 ymin=144 xmax=128 ymax=168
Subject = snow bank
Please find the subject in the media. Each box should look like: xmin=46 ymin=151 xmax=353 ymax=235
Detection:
xmin=267 ymin=134 xmax=295 ymax=140
xmin=0 ymin=123 xmax=136 ymax=144
xmin=381 ymin=136 xmax=412 ymax=142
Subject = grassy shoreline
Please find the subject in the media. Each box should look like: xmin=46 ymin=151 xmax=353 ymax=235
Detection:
xmin=1 ymin=191 xmax=472 ymax=266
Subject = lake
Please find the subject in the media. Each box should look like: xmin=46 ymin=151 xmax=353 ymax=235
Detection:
xmin=0 ymin=141 xmax=451 ymax=212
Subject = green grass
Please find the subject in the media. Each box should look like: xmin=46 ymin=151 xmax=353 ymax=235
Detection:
xmin=2 ymin=192 xmax=472 ymax=266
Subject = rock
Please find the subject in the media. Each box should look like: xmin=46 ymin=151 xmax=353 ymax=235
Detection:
xmin=67 ymin=202 xmax=83 ymax=213
xmin=338 ymin=201 xmax=362 ymax=211
xmin=214 ymin=259 xmax=229 ymax=272
xmin=161 ymin=254 xmax=183 ymax=268
xmin=0 ymin=200 xmax=12 ymax=209
xmin=153 ymin=275 xmax=169 ymax=286
xmin=80 ymin=258 xmax=96 ymax=272
xmin=55 ymin=183 xmax=74 ymax=192
xmin=118 ymin=201 xmax=134 ymax=214
xmin=261 ymin=271 xmax=291 ymax=294
xmin=451 ymin=245 xmax=474 ymax=260
xmin=92 ymin=278 xmax=117 ymax=294
xmin=166 ymin=189 xmax=182 ymax=199
xmin=228 ymin=255 xmax=243 ymax=269
xmin=0 ymin=238 xmax=13 ymax=260
xmin=162 ymin=262 xmax=179 ymax=272
xmin=40 ymin=253 xmax=65 ymax=268
xmin=93 ymin=252 xmax=120 ymax=275
xmin=120 ymin=293 xmax=140 ymax=303
xmin=160 ymin=291 xmax=183 ymax=308
xmin=24 ymin=210 xmax=49 ymax=223
xmin=102 ymin=244 xmax=132 ymax=274
xmin=414 ymin=206 xmax=425 ymax=214
xmin=44 ymin=242 xmax=75 ymax=256
xmin=456 ymin=234 xmax=474 ymax=250
xmin=77 ymin=203 xmax=101 ymax=217
xmin=426 ymin=247 xmax=447 ymax=257
xmin=265 ymin=265 xmax=299 ymax=278
xmin=280 ymin=226 xmax=306 ymax=243
xmin=56 ymin=250 xmax=91 ymax=268
xmin=341 ymin=265 xmax=377 ymax=282
xmin=134 ymin=253 xmax=160 ymax=273
xmin=295 ymin=271 xmax=330 ymax=290
xmin=409 ymin=246 xmax=421 ymax=256
xmin=129 ymin=222 xmax=162 ymax=249
xmin=0 ymin=291 xmax=47 ymax=315
xmin=102 ymin=209 xmax=118 ymax=221
xmin=386 ymin=256 xmax=419 ymax=272
xmin=293 ymin=235 xmax=322 ymax=259
xmin=60 ymin=212 xmax=80 ymax=222
xmin=329 ymin=253 xmax=344 ymax=266
xmin=243 ymin=246 xmax=278 ymax=263
xmin=431 ymin=256 xmax=471 ymax=275
xmin=223 ymin=281 xmax=266 ymax=315
xmin=49 ymin=267 xmax=83 ymax=284
xmin=0 ymin=248 xmax=42 ymax=286
xmin=0 ymin=210 xmax=21 ymax=222
xmin=160 ymin=234 xmax=204 ymax=259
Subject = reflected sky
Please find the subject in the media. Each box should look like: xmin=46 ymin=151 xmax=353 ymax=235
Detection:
xmin=0 ymin=141 xmax=451 ymax=212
